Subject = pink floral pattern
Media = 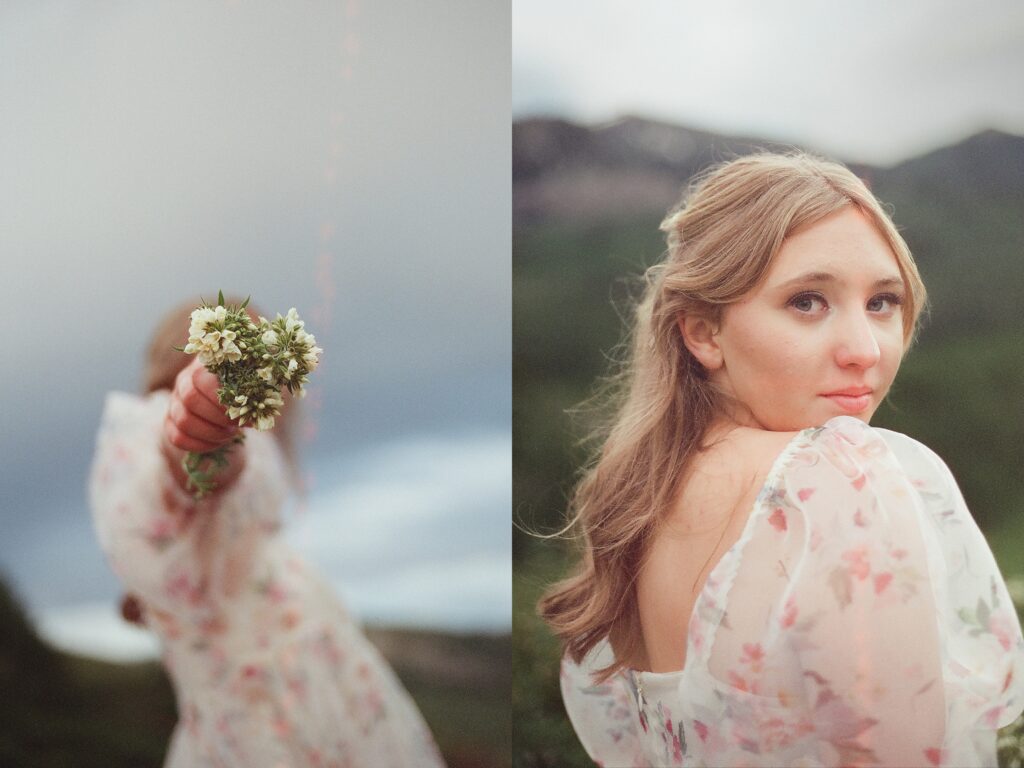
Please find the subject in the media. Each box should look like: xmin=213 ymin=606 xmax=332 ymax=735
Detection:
xmin=90 ymin=391 xmax=445 ymax=767
xmin=561 ymin=416 xmax=1024 ymax=766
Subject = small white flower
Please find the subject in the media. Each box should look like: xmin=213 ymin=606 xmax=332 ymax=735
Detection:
xmin=258 ymin=366 xmax=275 ymax=383
xmin=189 ymin=307 xmax=218 ymax=334
xmin=227 ymin=406 xmax=242 ymax=420
xmin=256 ymin=414 xmax=274 ymax=431
xmin=284 ymin=308 xmax=303 ymax=333
xmin=303 ymin=346 xmax=323 ymax=371
xmin=223 ymin=340 xmax=242 ymax=362
xmin=262 ymin=329 xmax=279 ymax=347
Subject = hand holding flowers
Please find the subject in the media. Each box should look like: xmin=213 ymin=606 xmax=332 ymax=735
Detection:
xmin=169 ymin=292 xmax=322 ymax=498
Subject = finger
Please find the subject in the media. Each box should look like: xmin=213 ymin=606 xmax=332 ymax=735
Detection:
xmin=191 ymin=364 xmax=224 ymax=405
xmin=169 ymin=398 xmax=237 ymax=445
xmin=189 ymin=365 xmax=237 ymax=427
xmin=173 ymin=360 xmax=219 ymax=417
xmin=164 ymin=413 xmax=222 ymax=454
xmin=183 ymin=386 xmax=235 ymax=429
xmin=178 ymin=364 xmax=235 ymax=423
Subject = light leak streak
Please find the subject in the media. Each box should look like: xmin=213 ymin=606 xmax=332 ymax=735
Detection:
xmin=296 ymin=0 xmax=362 ymax=518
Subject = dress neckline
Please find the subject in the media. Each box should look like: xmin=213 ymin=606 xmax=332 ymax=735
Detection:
xmin=628 ymin=422 xmax=822 ymax=683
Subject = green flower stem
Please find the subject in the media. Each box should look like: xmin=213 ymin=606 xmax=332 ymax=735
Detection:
xmin=182 ymin=434 xmax=245 ymax=499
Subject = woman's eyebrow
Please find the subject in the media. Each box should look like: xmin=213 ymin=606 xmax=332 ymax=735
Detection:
xmin=773 ymin=271 xmax=905 ymax=290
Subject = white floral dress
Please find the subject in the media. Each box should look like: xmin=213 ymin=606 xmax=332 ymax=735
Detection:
xmin=90 ymin=391 xmax=445 ymax=768
xmin=561 ymin=416 xmax=1024 ymax=767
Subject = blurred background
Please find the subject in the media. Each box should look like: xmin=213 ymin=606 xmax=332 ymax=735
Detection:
xmin=0 ymin=2 xmax=509 ymax=766
xmin=512 ymin=1 xmax=1024 ymax=765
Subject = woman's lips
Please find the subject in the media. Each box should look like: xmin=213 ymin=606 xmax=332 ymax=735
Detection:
xmin=822 ymin=393 xmax=872 ymax=414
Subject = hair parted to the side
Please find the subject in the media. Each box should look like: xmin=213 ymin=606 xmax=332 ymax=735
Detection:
xmin=537 ymin=152 xmax=927 ymax=681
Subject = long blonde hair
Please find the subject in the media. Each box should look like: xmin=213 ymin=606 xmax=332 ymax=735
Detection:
xmin=538 ymin=152 xmax=927 ymax=680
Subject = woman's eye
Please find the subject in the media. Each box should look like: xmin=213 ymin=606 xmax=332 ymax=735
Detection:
xmin=867 ymin=293 xmax=904 ymax=313
xmin=788 ymin=292 xmax=826 ymax=313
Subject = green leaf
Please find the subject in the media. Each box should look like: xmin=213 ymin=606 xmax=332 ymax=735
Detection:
xmin=218 ymin=289 xmax=226 ymax=306
xmin=171 ymin=345 xmax=186 ymax=352
xmin=241 ymin=295 xmax=251 ymax=310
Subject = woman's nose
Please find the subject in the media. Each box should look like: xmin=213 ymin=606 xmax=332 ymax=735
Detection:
xmin=834 ymin=311 xmax=881 ymax=369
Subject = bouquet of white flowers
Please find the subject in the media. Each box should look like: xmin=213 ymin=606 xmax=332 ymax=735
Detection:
xmin=175 ymin=291 xmax=323 ymax=497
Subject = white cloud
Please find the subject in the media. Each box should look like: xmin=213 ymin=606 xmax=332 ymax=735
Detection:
xmin=334 ymin=552 xmax=511 ymax=631
xmin=513 ymin=0 xmax=1024 ymax=163
xmin=294 ymin=431 xmax=509 ymax=542
xmin=286 ymin=430 xmax=511 ymax=629
xmin=33 ymin=601 xmax=161 ymax=662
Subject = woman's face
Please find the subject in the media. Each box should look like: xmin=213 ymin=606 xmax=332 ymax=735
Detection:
xmin=708 ymin=205 xmax=906 ymax=431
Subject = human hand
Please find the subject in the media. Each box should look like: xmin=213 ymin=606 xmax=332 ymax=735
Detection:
xmin=164 ymin=357 xmax=241 ymax=454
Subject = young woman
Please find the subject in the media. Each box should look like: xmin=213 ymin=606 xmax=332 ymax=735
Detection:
xmin=540 ymin=154 xmax=1024 ymax=766
xmin=90 ymin=298 xmax=445 ymax=767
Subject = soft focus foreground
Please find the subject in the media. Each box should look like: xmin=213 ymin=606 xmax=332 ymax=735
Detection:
xmin=0 ymin=576 xmax=510 ymax=768
xmin=513 ymin=120 xmax=1024 ymax=766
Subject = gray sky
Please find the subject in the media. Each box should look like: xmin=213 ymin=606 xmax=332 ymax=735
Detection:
xmin=514 ymin=0 xmax=1024 ymax=165
xmin=0 ymin=0 xmax=509 ymax=657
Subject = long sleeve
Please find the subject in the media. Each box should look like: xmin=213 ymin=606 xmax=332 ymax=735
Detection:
xmin=88 ymin=390 xmax=289 ymax=618
xmin=887 ymin=431 xmax=1024 ymax=736
xmin=778 ymin=418 xmax=947 ymax=766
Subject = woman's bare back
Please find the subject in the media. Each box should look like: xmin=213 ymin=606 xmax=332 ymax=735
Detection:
xmin=634 ymin=425 xmax=800 ymax=673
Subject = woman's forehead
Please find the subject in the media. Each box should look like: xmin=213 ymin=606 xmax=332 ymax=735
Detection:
xmin=764 ymin=207 xmax=902 ymax=288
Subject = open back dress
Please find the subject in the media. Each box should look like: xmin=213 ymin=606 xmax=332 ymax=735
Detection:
xmin=561 ymin=416 xmax=1024 ymax=767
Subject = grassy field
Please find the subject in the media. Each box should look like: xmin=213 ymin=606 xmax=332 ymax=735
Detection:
xmin=0 ymin=577 xmax=510 ymax=768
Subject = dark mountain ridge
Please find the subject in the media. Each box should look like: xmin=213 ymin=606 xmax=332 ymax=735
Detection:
xmin=513 ymin=116 xmax=1024 ymax=339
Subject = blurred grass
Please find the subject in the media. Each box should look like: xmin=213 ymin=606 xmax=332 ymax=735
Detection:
xmin=0 ymin=576 xmax=510 ymax=768
xmin=513 ymin=547 xmax=590 ymax=768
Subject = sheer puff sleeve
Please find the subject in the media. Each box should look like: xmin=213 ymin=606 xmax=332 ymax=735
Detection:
xmin=89 ymin=390 xmax=288 ymax=617
xmin=776 ymin=417 xmax=1023 ymax=765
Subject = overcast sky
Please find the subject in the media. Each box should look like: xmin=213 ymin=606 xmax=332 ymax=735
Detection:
xmin=0 ymin=0 xmax=509 ymax=658
xmin=514 ymin=0 xmax=1024 ymax=165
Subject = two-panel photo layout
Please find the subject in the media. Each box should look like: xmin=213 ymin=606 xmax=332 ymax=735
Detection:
xmin=2 ymin=2 xmax=1023 ymax=767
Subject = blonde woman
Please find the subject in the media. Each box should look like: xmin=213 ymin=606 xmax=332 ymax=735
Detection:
xmin=540 ymin=154 xmax=1024 ymax=766
xmin=90 ymin=298 xmax=445 ymax=767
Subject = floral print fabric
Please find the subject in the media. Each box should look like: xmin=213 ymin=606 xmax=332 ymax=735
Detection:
xmin=561 ymin=416 xmax=1024 ymax=767
xmin=90 ymin=391 xmax=445 ymax=768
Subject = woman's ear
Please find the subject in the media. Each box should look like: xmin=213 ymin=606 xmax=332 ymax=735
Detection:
xmin=677 ymin=313 xmax=723 ymax=371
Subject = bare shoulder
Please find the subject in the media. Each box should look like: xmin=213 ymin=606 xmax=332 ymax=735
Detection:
xmin=677 ymin=427 xmax=803 ymax=513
